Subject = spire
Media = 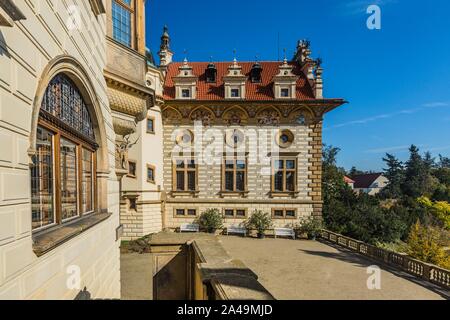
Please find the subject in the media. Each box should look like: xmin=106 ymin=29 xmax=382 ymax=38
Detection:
xmin=158 ymin=25 xmax=173 ymax=68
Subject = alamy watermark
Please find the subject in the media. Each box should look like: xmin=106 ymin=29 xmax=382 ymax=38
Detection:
xmin=367 ymin=5 xmax=382 ymax=30
xmin=367 ymin=265 xmax=382 ymax=290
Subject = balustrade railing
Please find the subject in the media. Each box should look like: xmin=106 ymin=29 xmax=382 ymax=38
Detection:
xmin=320 ymin=230 xmax=450 ymax=290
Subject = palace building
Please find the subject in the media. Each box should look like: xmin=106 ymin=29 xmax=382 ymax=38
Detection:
xmin=120 ymin=28 xmax=345 ymax=239
xmin=0 ymin=0 xmax=153 ymax=299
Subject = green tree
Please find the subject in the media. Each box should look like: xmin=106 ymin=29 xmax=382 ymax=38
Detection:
xmin=402 ymin=145 xmax=437 ymax=198
xmin=381 ymin=153 xmax=404 ymax=199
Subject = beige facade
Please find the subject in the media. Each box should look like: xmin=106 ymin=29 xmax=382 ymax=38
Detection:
xmin=119 ymin=32 xmax=345 ymax=239
xmin=0 ymin=0 xmax=151 ymax=299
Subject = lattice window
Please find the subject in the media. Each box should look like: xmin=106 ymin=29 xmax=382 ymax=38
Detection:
xmin=41 ymin=74 xmax=95 ymax=140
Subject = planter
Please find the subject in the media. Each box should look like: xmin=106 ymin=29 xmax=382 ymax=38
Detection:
xmin=257 ymin=232 xmax=265 ymax=239
xmin=308 ymin=235 xmax=317 ymax=241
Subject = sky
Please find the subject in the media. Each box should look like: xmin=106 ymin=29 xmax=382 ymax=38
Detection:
xmin=145 ymin=0 xmax=450 ymax=172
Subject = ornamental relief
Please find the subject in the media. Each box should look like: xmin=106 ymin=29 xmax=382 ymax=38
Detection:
xmin=189 ymin=107 xmax=215 ymax=126
xmin=256 ymin=108 xmax=281 ymax=126
xmin=162 ymin=105 xmax=323 ymax=125
xmin=222 ymin=107 xmax=249 ymax=126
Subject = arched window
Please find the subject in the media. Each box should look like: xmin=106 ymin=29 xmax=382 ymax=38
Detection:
xmin=31 ymin=74 xmax=97 ymax=231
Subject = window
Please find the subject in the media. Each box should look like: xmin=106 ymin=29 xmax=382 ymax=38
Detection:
xmin=147 ymin=117 xmax=155 ymax=134
xmin=147 ymin=165 xmax=155 ymax=184
xmin=129 ymin=198 xmax=137 ymax=210
xmin=181 ymin=89 xmax=191 ymax=98
xmin=112 ymin=0 xmax=133 ymax=47
xmin=222 ymin=157 xmax=247 ymax=192
xmin=272 ymin=208 xmax=297 ymax=219
xmin=128 ymin=160 xmax=137 ymax=178
xmin=230 ymin=88 xmax=240 ymax=98
xmin=31 ymin=74 xmax=96 ymax=231
xmin=173 ymin=158 xmax=197 ymax=192
xmin=223 ymin=208 xmax=247 ymax=219
xmin=174 ymin=208 xmax=198 ymax=217
xmin=276 ymin=129 xmax=295 ymax=148
xmin=281 ymin=88 xmax=290 ymax=97
xmin=175 ymin=129 xmax=194 ymax=147
xmin=272 ymin=158 xmax=297 ymax=192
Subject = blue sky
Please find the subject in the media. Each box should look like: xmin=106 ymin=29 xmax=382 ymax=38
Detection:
xmin=145 ymin=0 xmax=450 ymax=171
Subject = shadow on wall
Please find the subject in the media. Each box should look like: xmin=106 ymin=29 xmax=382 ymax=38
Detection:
xmin=0 ymin=31 xmax=11 ymax=58
xmin=74 ymin=287 xmax=92 ymax=300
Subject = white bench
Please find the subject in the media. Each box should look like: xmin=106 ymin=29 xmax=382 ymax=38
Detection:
xmin=179 ymin=223 xmax=200 ymax=233
xmin=226 ymin=226 xmax=247 ymax=237
xmin=274 ymin=228 xmax=296 ymax=240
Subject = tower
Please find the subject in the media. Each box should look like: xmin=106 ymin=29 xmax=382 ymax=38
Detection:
xmin=158 ymin=25 xmax=173 ymax=69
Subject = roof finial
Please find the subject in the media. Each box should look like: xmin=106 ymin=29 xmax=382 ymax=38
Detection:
xmin=233 ymin=49 xmax=237 ymax=63
xmin=183 ymin=49 xmax=188 ymax=64
xmin=283 ymin=48 xmax=287 ymax=63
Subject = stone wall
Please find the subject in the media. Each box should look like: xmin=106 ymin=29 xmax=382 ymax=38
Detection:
xmin=0 ymin=1 xmax=120 ymax=299
xmin=161 ymin=118 xmax=320 ymax=229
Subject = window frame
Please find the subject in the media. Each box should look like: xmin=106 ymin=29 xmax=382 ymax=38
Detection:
xmin=146 ymin=116 xmax=155 ymax=134
xmin=221 ymin=156 xmax=248 ymax=193
xmin=173 ymin=208 xmax=198 ymax=218
xmin=32 ymin=119 xmax=97 ymax=232
xmin=172 ymin=157 xmax=198 ymax=193
xmin=147 ymin=164 xmax=156 ymax=184
xmin=271 ymin=157 xmax=298 ymax=194
xmin=223 ymin=208 xmax=248 ymax=219
xmin=127 ymin=160 xmax=137 ymax=178
xmin=271 ymin=208 xmax=298 ymax=219
xmin=111 ymin=0 xmax=135 ymax=49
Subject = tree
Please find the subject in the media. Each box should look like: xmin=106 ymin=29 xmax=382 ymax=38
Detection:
xmin=438 ymin=155 xmax=450 ymax=169
xmin=348 ymin=166 xmax=367 ymax=177
xmin=381 ymin=153 xmax=404 ymax=199
xmin=407 ymin=221 xmax=450 ymax=269
xmin=402 ymin=145 xmax=437 ymax=198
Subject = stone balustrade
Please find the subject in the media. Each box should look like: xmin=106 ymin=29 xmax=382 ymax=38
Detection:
xmin=320 ymin=230 xmax=450 ymax=290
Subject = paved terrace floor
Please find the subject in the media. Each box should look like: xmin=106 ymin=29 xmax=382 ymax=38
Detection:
xmin=219 ymin=236 xmax=448 ymax=300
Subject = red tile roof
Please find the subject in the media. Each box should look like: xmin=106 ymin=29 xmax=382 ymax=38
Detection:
xmin=344 ymin=176 xmax=355 ymax=184
xmin=163 ymin=61 xmax=315 ymax=101
xmin=352 ymin=173 xmax=384 ymax=189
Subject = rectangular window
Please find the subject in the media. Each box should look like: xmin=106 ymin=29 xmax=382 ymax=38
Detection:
xmin=173 ymin=158 xmax=197 ymax=192
xmin=128 ymin=160 xmax=137 ymax=178
xmin=181 ymin=89 xmax=191 ymax=98
xmin=147 ymin=164 xmax=155 ymax=183
xmin=272 ymin=209 xmax=297 ymax=219
xmin=230 ymin=88 xmax=240 ymax=98
xmin=112 ymin=0 xmax=133 ymax=47
xmin=60 ymin=138 xmax=78 ymax=221
xmin=281 ymin=88 xmax=290 ymax=97
xmin=222 ymin=157 xmax=247 ymax=192
xmin=31 ymin=127 xmax=55 ymax=230
xmin=174 ymin=208 xmax=198 ymax=217
xmin=223 ymin=209 xmax=247 ymax=219
xmin=272 ymin=158 xmax=297 ymax=192
xmin=147 ymin=117 xmax=155 ymax=134
xmin=129 ymin=198 xmax=137 ymax=210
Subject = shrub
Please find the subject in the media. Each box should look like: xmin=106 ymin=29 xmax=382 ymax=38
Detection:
xmin=245 ymin=210 xmax=273 ymax=235
xmin=299 ymin=217 xmax=323 ymax=239
xmin=417 ymin=196 xmax=450 ymax=230
xmin=198 ymin=209 xmax=223 ymax=233
xmin=407 ymin=221 xmax=450 ymax=269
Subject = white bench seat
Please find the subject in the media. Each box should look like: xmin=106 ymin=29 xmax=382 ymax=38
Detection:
xmin=226 ymin=226 xmax=247 ymax=237
xmin=274 ymin=228 xmax=296 ymax=240
xmin=179 ymin=223 xmax=200 ymax=233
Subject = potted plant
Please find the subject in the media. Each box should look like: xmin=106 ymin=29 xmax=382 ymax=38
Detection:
xmin=299 ymin=217 xmax=323 ymax=240
xmin=198 ymin=208 xmax=223 ymax=234
xmin=245 ymin=210 xmax=273 ymax=239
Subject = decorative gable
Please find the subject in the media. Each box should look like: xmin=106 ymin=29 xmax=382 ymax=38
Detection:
xmin=223 ymin=59 xmax=247 ymax=100
xmin=273 ymin=59 xmax=298 ymax=99
xmin=173 ymin=59 xmax=198 ymax=100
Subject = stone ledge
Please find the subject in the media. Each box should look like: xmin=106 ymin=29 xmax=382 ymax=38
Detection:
xmin=32 ymin=213 xmax=112 ymax=257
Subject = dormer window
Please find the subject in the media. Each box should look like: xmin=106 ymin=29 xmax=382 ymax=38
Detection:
xmin=281 ymin=88 xmax=290 ymax=97
xmin=206 ymin=63 xmax=217 ymax=83
xmin=182 ymin=89 xmax=191 ymax=98
xmin=273 ymin=59 xmax=298 ymax=100
xmin=231 ymin=88 xmax=240 ymax=98
xmin=223 ymin=59 xmax=246 ymax=99
xmin=251 ymin=63 xmax=263 ymax=83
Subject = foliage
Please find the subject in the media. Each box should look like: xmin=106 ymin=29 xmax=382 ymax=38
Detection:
xmin=198 ymin=208 xmax=223 ymax=232
xmin=381 ymin=153 xmax=404 ymax=199
xmin=298 ymin=217 xmax=323 ymax=239
xmin=245 ymin=210 xmax=273 ymax=235
xmin=406 ymin=221 xmax=450 ymax=269
xmin=417 ymin=196 xmax=450 ymax=230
